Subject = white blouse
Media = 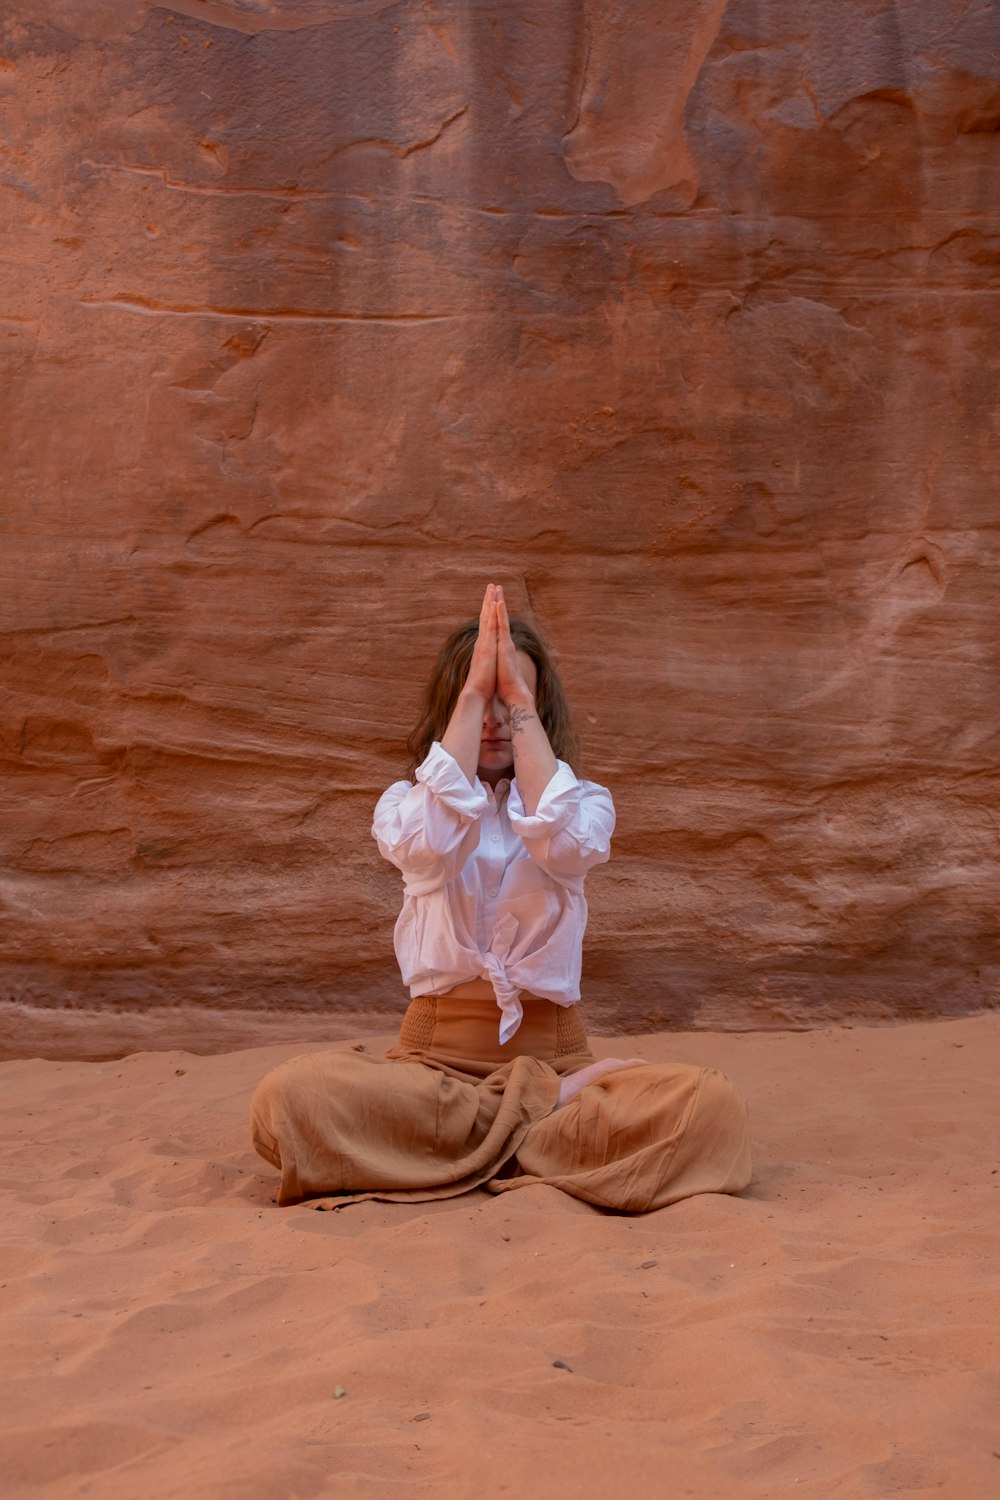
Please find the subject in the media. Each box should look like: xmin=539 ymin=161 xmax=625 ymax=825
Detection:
xmin=372 ymin=741 xmax=616 ymax=1043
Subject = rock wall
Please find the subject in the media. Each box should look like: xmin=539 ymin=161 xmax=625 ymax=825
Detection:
xmin=2 ymin=0 xmax=998 ymax=1054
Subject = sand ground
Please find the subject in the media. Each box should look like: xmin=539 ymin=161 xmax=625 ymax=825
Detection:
xmin=1 ymin=1015 xmax=998 ymax=1500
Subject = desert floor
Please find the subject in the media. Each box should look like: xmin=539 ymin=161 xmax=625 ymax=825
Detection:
xmin=2 ymin=1014 xmax=998 ymax=1499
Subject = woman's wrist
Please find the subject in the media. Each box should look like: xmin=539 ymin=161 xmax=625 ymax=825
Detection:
xmin=502 ymin=689 xmax=536 ymax=712
xmin=456 ymin=683 xmax=489 ymax=713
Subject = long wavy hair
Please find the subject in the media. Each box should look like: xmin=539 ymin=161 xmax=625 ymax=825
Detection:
xmin=404 ymin=615 xmax=580 ymax=780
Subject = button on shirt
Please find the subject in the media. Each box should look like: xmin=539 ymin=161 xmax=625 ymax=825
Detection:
xmin=372 ymin=741 xmax=616 ymax=1043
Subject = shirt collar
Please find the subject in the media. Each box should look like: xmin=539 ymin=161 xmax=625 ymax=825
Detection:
xmin=484 ymin=777 xmax=512 ymax=809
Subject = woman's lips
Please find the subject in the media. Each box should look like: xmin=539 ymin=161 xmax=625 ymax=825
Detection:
xmin=481 ymin=739 xmax=509 ymax=748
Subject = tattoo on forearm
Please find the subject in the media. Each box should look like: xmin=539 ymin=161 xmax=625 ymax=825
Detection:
xmin=508 ymin=706 xmax=535 ymax=748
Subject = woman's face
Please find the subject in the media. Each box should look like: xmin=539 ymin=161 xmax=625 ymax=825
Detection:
xmin=476 ymin=650 xmax=538 ymax=787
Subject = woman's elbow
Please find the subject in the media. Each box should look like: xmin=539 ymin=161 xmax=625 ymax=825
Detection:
xmin=531 ymin=836 xmax=611 ymax=882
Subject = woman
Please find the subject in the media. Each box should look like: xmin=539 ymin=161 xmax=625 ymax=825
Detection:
xmin=250 ymin=584 xmax=751 ymax=1212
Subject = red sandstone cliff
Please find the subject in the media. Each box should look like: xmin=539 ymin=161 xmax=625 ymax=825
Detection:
xmin=1 ymin=1 xmax=998 ymax=1054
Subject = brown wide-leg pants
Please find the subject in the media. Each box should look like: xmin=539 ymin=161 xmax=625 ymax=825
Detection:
xmin=250 ymin=989 xmax=751 ymax=1213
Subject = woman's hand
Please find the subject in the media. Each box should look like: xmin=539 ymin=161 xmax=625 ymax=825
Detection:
xmin=441 ymin=584 xmax=499 ymax=785
xmin=464 ymin=583 xmax=499 ymax=703
xmin=496 ymin=586 xmax=534 ymax=707
xmin=555 ymin=1057 xmax=647 ymax=1109
xmin=492 ymin=584 xmax=557 ymax=812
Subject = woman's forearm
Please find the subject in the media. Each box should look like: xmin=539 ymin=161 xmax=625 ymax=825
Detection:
xmin=440 ymin=685 xmax=488 ymax=786
xmin=506 ymin=693 xmax=557 ymax=816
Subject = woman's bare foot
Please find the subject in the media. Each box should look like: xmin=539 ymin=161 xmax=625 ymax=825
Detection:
xmin=555 ymin=1057 xmax=647 ymax=1109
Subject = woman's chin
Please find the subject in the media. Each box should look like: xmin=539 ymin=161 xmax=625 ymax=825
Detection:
xmin=477 ymin=756 xmax=514 ymax=785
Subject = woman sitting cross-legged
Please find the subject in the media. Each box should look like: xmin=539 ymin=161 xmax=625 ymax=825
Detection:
xmin=250 ymin=584 xmax=751 ymax=1212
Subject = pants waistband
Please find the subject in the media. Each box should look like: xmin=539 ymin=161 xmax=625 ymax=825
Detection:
xmin=398 ymin=988 xmax=589 ymax=1062
xmin=423 ymin=979 xmax=502 ymax=1002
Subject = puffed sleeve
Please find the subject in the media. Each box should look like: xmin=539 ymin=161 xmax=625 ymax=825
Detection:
xmin=507 ymin=762 xmax=615 ymax=886
xmin=372 ymin=742 xmax=488 ymax=895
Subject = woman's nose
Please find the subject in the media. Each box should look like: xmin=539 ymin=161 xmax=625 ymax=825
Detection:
xmin=484 ymin=696 xmax=506 ymax=728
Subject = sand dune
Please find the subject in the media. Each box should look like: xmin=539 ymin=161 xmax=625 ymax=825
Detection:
xmin=1 ymin=1016 xmax=998 ymax=1499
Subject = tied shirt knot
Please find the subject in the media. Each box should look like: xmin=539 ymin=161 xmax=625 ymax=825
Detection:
xmin=483 ymin=912 xmax=522 ymax=1044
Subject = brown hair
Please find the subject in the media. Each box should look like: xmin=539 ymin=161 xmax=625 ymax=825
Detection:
xmin=404 ymin=616 xmax=580 ymax=780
